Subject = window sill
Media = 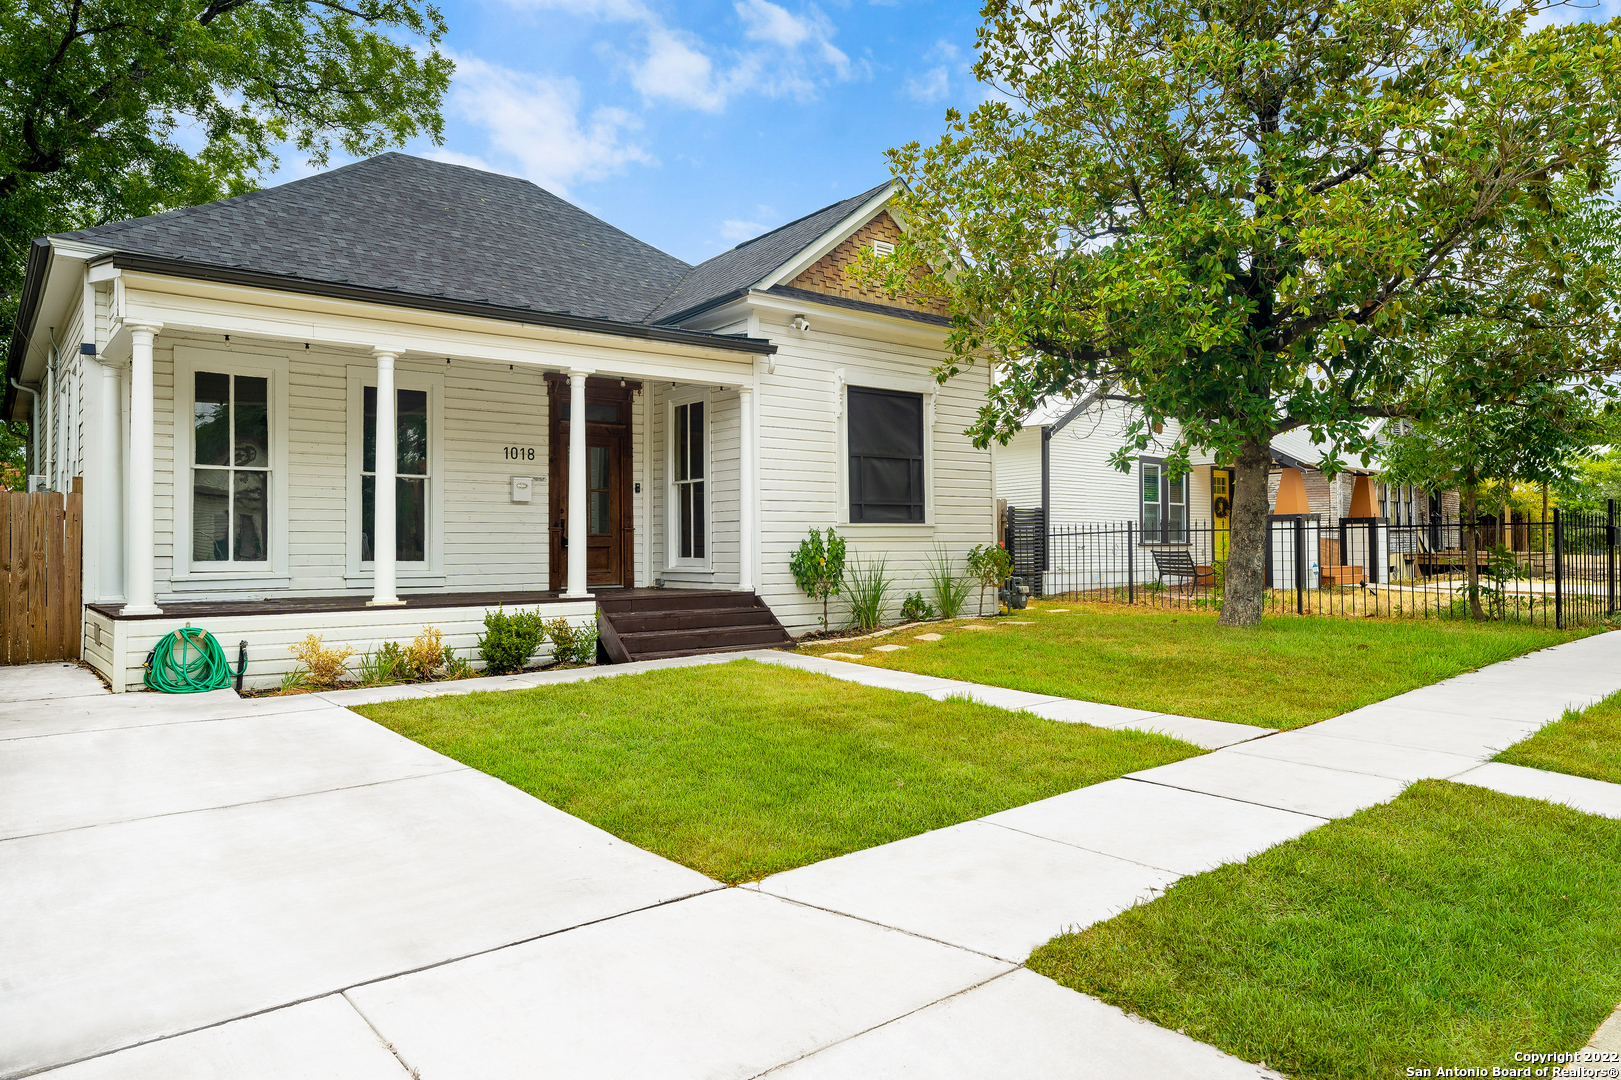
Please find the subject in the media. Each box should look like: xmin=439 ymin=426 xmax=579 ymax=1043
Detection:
xmin=168 ymin=573 xmax=292 ymax=593
xmin=838 ymin=521 xmax=935 ymax=529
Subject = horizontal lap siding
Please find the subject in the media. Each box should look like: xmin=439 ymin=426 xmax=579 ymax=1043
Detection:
xmin=439 ymin=362 xmax=549 ymax=590
xmin=149 ymin=338 xmax=552 ymax=601
xmin=1046 ymin=403 xmax=1220 ymax=526
xmin=649 ymin=383 xmax=740 ymax=588
xmin=754 ymin=315 xmax=995 ymax=633
xmin=995 ymin=429 xmax=1042 ymax=510
xmin=98 ymin=601 xmax=595 ymax=693
xmin=286 ymin=350 xmax=348 ymax=590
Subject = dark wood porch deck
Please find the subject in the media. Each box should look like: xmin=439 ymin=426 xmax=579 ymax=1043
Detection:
xmin=87 ymin=588 xmax=739 ymax=622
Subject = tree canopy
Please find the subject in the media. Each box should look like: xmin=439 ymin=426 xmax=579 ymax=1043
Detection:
xmin=875 ymin=0 xmax=1621 ymax=624
xmin=1 ymin=0 xmax=452 ymax=361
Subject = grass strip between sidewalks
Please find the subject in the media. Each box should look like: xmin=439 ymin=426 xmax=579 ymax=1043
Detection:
xmin=1028 ymin=781 xmax=1621 ymax=1080
xmin=356 ymin=658 xmax=1200 ymax=884
xmin=801 ymin=603 xmax=1589 ymax=728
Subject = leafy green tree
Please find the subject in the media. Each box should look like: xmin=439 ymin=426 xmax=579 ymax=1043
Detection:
xmin=872 ymin=0 xmax=1621 ymax=626
xmin=790 ymin=527 xmax=847 ymax=628
xmin=1 ymin=0 xmax=452 ymax=364
xmin=1556 ymin=446 xmax=1621 ymax=513
xmin=1380 ymin=381 xmax=1612 ymax=618
xmin=0 ymin=420 xmax=27 ymax=489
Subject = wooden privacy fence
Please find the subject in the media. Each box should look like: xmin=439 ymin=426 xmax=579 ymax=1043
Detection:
xmin=0 ymin=490 xmax=83 ymax=664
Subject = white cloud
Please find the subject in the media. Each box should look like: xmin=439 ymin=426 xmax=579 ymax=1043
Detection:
xmin=443 ymin=55 xmax=652 ymax=194
xmin=905 ymin=66 xmax=949 ymax=102
xmin=499 ymin=0 xmax=855 ymax=112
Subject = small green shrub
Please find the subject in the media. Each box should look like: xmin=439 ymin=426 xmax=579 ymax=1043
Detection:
xmin=478 ymin=606 xmax=549 ymax=674
xmin=376 ymin=640 xmax=408 ymax=682
xmin=846 ymin=555 xmax=895 ymax=630
xmin=545 ymin=616 xmax=598 ymax=666
xmin=927 ymin=544 xmax=971 ymax=618
xmin=900 ymin=591 xmax=934 ymax=621
xmin=790 ymin=526 xmax=847 ymax=628
xmin=443 ymin=646 xmax=475 ymax=680
xmin=355 ymin=647 xmax=402 ymax=687
xmin=965 ymin=543 xmax=1014 ymax=616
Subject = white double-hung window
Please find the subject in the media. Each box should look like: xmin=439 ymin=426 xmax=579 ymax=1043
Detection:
xmin=173 ymin=346 xmax=289 ymax=586
xmin=1139 ymin=457 xmax=1187 ymax=543
xmin=191 ymin=371 xmax=270 ymax=564
xmin=669 ymin=395 xmax=707 ymax=562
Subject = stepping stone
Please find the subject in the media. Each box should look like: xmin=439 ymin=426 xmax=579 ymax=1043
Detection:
xmin=871 ymin=644 xmax=908 ymax=653
xmin=1004 ymin=621 xmax=1034 ymax=625
xmin=822 ymin=652 xmax=864 ymax=660
xmin=961 ymin=625 xmax=996 ymax=631
xmin=1047 ymin=609 xmax=1070 ymax=613
xmin=913 ymin=634 xmax=943 ymax=642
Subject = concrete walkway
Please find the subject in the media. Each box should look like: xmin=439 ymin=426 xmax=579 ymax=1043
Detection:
xmin=4 ymin=631 xmax=1619 ymax=1077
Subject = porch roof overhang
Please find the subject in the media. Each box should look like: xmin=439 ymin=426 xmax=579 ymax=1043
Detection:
xmin=93 ymin=251 xmax=776 ymax=355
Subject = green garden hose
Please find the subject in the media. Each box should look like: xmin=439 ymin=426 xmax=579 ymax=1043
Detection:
xmin=145 ymin=626 xmax=235 ymax=693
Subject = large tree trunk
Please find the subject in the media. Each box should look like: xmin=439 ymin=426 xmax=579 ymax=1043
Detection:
xmin=1464 ymin=482 xmax=1485 ymax=621
xmin=1218 ymin=437 xmax=1273 ymax=628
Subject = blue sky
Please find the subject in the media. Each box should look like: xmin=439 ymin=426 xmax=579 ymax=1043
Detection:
xmin=273 ymin=1 xmax=988 ymax=265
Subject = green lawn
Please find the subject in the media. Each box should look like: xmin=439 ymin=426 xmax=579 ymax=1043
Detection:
xmin=802 ymin=603 xmax=1591 ymax=728
xmin=355 ymin=659 xmax=1199 ymax=883
xmin=1027 ymin=781 xmax=1621 ymax=1080
xmin=1496 ymin=690 xmax=1621 ymax=785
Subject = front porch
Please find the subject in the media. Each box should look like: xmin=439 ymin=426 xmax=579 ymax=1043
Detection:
xmin=81 ymin=309 xmax=775 ymax=689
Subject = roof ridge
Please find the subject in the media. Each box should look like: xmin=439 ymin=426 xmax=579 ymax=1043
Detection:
xmin=721 ymin=179 xmax=893 ymax=255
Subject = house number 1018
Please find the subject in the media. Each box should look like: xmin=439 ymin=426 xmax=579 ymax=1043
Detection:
xmin=503 ymin=446 xmax=536 ymax=461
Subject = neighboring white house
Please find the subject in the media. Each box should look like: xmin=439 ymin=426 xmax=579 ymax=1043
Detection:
xmin=993 ymin=395 xmax=1401 ymax=591
xmin=4 ymin=153 xmax=995 ymax=690
xmin=995 ymin=395 xmax=1384 ymax=532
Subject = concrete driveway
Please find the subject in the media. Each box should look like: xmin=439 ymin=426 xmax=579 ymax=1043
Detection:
xmin=0 ymin=660 xmax=1270 ymax=1079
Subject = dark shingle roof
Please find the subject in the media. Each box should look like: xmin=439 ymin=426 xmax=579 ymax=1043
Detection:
xmin=60 ymin=153 xmax=694 ymax=325
xmin=645 ymin=181 xmax=894 ymax=323
xmin=59 ymin=153 xmax=896 ymax=330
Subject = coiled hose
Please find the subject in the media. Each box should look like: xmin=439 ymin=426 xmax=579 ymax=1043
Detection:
xmin=145 ymin=627 xmax=237 ymax=693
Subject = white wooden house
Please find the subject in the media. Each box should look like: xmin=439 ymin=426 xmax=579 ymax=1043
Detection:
xmin=995 ymin=395 xmax=1385 ymax=532
xmin=994 ymin=395 xmax=1397 ymax=590
xmin=4 ymin=154 xmax=994 ymax=690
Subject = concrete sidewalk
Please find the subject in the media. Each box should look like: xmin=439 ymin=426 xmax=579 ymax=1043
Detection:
xmin=5 ymin=630 xmax=1619 ymax=1078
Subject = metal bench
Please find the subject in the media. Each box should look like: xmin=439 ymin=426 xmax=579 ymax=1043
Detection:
xmin=1150 ymin=548 xmax=1199 ymax=585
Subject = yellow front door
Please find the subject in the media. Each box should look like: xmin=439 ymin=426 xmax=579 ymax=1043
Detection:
xmin=1212 ymin=467 xmax=1234 ymax=562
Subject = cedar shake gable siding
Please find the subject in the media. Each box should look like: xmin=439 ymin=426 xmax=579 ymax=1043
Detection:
xmin=786 ymin=212 xmax=948 ymax=319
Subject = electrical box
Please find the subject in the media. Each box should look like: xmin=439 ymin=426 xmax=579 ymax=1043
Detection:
xmin=510 ymin=475 xmax=533 ymax=504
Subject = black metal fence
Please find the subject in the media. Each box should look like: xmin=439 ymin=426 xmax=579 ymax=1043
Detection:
xmin=1006 ymin=502 xmax=1619 ymax=628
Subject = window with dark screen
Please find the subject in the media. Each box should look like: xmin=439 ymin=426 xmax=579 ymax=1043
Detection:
xmin=848 ymin=386 xmax=925 ymax=522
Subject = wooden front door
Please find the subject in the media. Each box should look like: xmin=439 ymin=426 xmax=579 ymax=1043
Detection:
xmin=547 ymin=376 xmax=636 ymax=591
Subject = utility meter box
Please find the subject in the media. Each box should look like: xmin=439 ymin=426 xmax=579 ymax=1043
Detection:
xmin=510 ymin=475 xmax=533 ymax=504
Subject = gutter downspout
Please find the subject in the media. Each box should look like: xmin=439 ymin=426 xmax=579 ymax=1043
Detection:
xmin=8 ymin=378 xmax=38 ymax=478
xmin=1043 ymin=421 xmax=1056 ymax=580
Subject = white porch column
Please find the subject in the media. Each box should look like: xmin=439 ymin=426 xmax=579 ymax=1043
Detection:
xmin=564 ymin=370 xmax=591 ymax=598
xmin=369 ymin=349 xmax=403 ymax=606
xmin=738 ymin=384 xmax=756 ymax=593
xmin=97 ymin=355 xmax=126 ymax=602
xmin=121 ymin=323 xmax=162 ymax=616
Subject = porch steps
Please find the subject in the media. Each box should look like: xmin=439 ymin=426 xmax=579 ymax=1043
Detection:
xmin=596 ymin=590 xmax=792 ymax=663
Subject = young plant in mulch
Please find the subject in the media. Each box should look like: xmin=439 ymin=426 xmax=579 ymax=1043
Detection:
xmin=790 ymin=526 xmax=847 ymax=629
xmin=544 ymin=616 xmax=599 ymax=667
xmin=965 ymin=543 xmax=1013 ymax=617
xmin=900 ymin=591 xmax=934 ymax=622
xmin=845 ymin=555 xmax=896 ymax=631
xmin=287 ymin=633 xmax=354 ymax=690
xmin=928 ymin=543 xmax=972 ymax=619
